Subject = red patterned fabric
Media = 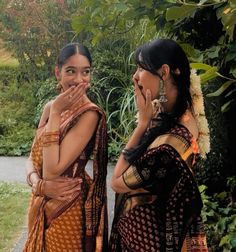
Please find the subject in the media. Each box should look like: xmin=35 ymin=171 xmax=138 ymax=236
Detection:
xmin=109 ymin=124 xmax=208 ymax=252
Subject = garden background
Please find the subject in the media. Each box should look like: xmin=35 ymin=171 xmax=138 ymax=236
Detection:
xmin=0 ymin=0 xmax=235 ymax=251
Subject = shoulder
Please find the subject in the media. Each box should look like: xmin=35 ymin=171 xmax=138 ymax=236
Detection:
xmin=79 ymin=102 xmax=106 ymax=121
xmin=72 ymin=109 xmax=100 ymax=133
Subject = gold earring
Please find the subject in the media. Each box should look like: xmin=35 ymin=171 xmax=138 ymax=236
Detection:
xmin=56 ymin=82 xmax=63 ymax=93
xmin=159 ymin=79 xmax=168 ymax=103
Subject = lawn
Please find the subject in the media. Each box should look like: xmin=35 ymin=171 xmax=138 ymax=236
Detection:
xmin=0 ymin=44 xmax=19 ymax=67
xmin=0 ymin=182 xmax=30 ymax=252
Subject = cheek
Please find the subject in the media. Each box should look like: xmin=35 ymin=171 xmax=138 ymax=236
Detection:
xmin=86 ymin=75 xmax=91 ymax=82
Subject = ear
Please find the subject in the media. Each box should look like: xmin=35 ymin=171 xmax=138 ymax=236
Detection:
xmin=160 ymin=64 xmax=170 ymax=81
xmin=55 ymin=65 xmax=61 ymax=80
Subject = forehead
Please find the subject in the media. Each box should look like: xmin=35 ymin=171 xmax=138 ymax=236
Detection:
xmin=63 ymin=53 xmax=90 ymax=68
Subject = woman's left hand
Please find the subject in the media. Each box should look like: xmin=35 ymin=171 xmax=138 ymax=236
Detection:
xmin=134 ymin=82 xmax=153 ymax=129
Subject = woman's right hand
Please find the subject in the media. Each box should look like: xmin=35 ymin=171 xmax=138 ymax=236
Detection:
xmin=51 ymin=82 xmax=90 ymax=114
xmin=43 ymin=177 xmax=82 ymax=201
xmin=134 ymin=82 xmax=153 ymax=129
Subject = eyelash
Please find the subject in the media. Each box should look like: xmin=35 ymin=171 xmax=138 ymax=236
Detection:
xmin=66 ymin=69 xmax=91 ymax=76
xmin=138 ymin=66 xmax=144 ymax=72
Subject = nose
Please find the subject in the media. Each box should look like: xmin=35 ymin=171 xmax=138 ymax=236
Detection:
xmin=74 ymin=72 xmax=83 ymax=83
xmin=132 ymin=69 xmax=139 ymax=84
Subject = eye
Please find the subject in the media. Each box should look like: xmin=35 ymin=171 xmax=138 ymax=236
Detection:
xmin=82 ymin=69 xmax=91 ymax=76
xmin=138 ymin=66 xmax=144 ymax=72
xmin=66 ymin=69 xmax=75 ymax=74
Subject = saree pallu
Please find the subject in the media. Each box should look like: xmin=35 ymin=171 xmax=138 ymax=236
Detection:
xmin=24 ymin=102 xmax=108 ymax=252
xmin=109 ymin=124 xmax=208 ymax=252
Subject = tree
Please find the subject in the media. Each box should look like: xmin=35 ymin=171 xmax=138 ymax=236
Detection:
xmin=0 ymin=0 xmax=81 ymax=77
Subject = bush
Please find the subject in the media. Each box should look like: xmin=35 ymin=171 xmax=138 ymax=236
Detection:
xmin=200 ymin=181 xmax=236 ymax=252
xmin=0 ymin=66 xmax=36 ymax=156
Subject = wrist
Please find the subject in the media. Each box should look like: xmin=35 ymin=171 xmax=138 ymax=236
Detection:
xmin=136 ymin=122 xmax=148 ymax=132
xmin=32 ymin=179 xmax=45 ymax=197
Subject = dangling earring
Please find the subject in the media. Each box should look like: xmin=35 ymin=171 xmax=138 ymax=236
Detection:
xmin=159 ymin=79 xmax=168 ymax=103
xmin=56 ymin=82 xmax=64 ymax=93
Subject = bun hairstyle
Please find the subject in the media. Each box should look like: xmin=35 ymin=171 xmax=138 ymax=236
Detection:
xmin=56 ymin=42 xmax=92 ymax=69
xmin=134 ymin=38 xmax=192 ymax=120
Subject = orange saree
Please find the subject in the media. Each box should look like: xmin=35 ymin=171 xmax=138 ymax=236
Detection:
xmin=23 ymin=102 xmax=108 ymax=252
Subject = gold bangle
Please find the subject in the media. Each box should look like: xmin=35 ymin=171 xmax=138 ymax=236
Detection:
xmin=42 ymin=131 xmax=60 ymax=147
xmin=26 ymin=170 xmax=38 ymax=186
xmin=32 ymin=179 xmax=45 ymax=197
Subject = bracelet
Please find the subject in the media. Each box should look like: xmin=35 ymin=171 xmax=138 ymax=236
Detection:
xmin=32 ymin=179 xmax=45 ymax=197
xmin=42 ymin=131 xmax=60 ymax=147
xmin=26 ymin=170 xmax=38 ymax=186
xmin=121 ymin=148 xmax=129 ymax=155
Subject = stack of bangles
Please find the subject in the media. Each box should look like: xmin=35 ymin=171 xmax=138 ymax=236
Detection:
xmin=32 ymin=179 xmax=45 ymax=197
xmin=27 ymin=170 xmax=45 ymax=197
xmin=42 ymin=130 xmax=60 ymax=147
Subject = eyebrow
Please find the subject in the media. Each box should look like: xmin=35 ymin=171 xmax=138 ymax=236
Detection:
xmin=65 ymin=66 xmax=91 ymax=70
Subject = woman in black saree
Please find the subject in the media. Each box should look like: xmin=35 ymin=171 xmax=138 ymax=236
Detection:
xmin=109 ymin=39 xmax=209 ymax=252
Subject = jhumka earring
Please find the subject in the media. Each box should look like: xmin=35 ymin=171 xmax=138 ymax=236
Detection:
xmin=56 ymin=82 xmax=63 ymax=93
xmin=159 ymin=79 xmax=168 ymax=103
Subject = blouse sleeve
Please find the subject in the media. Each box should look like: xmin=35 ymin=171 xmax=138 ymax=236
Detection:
xmin=122 ymin=144 xmax=181 ymax=192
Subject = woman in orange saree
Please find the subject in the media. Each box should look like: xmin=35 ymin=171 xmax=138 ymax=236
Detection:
xmin=24 ymin=43 xmax=108 ymax=252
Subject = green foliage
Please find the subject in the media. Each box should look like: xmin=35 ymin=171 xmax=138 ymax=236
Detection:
xmin=0 ymin=182 xmax=30 ymax=251
xmin=196 ymin=80 xmax=231 ymax=192
xmin=0 ymin=66 xmax=36 ymax=155
xmin=0 ymin=0 xmax=82 ymax=77
xmin=105 ymin=86 xmax=136 ymax=160
xmin=72 ymin=0 xmax=236 ymax=111
xmin=72 ymin=0 xmax=159 ymax=46
xmin=165 ymin=0 xmax=236 ymax=110
xmin=34 ymin=77 xmax=58 ymax=125
xmin=200 ymin=182 xmax=236 ymax=252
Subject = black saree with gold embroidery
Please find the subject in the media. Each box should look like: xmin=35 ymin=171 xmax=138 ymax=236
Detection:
xmin=109 ymin=124 xmax=208 ymax=252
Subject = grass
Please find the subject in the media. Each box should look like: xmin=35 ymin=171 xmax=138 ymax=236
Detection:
xmin=0 ymin=46 xmax=19 ymax=67
xmin=0 ymin=182 xmax=30 ymax=252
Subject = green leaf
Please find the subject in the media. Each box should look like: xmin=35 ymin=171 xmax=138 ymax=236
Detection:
xmin=180 ymin=43 xmax=202 ymax=61
xmin=220 ymin=235 xmax=229 ymax=246
xmin=207 ymin=46 xmax=220 ymax=59
xmin=190 ymin=63 xmax=212 ymax=71
xmin=230 ymin=68 xmax=236 ymax=78
xmin=225 ymin=52 xmax=236 ymax=62
xmin=217 ymin=218 xmax=227 ymax=233
xmin=221 ymin=99 xmax=234 ymax=112
xmin=225 ymin=88 xmax=236 ymax=98
xmin=207 ymin=81 xmax=234 ymax=97
xmin=200 ymin=67 xmax=218 ymax=84
xmin=199 ymin=184 xmax=207 ymax=193
xmin=114 ymin=3 xmax=128 ymax=11
xmin=229 ymin=232 xmax=236 ymax=247
xmin=166 ymin=5 xmax=197 ymax=21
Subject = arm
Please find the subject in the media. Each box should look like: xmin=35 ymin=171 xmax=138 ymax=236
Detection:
xmin=26 ymin=101 xmax=82 ymax=200
xmin=111 ymin=124 xmax=147 ymax=193
xmin=111 ymin=83 xmax=153 ymax=193
xmin=26 ymin=100 xmax=52 ymax=185
xmin=43 ymin=109 xmax=99 ymax=179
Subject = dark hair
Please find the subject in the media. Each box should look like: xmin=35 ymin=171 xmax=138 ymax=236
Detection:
xmin=56 ymin=42 xmax=92 ymax=69
xmin=124 ymin=39 xmax=192 ymax=164
xmin=135 ymin=38 xmax=192 ymax=120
